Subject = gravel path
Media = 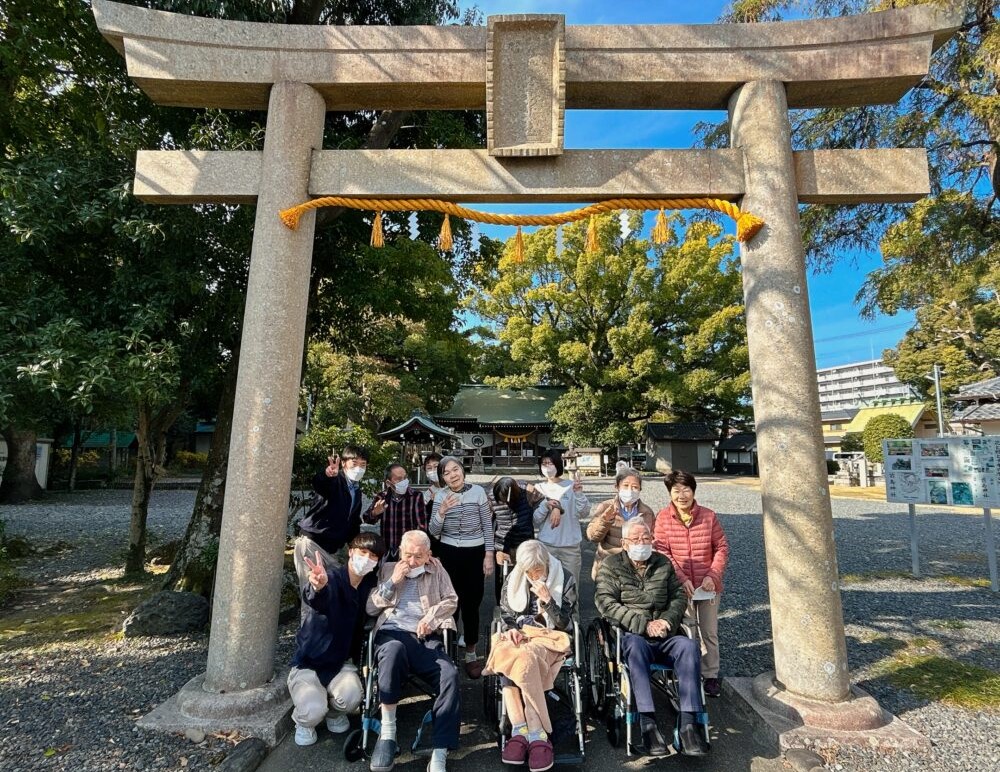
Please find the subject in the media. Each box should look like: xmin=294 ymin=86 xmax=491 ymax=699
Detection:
xmin=1 ymin=480 xmax=998 ymax=771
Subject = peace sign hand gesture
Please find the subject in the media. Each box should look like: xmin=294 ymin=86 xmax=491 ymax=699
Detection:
xmin=304 ymin=552 xmax=328 ymax=591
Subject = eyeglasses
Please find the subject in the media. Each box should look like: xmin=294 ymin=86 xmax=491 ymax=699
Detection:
xmin=625 ymin=535 xmax=653 ymax=544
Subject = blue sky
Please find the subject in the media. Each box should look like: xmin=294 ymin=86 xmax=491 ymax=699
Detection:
xmin=457 ymin=0 xmax=917 ymax=368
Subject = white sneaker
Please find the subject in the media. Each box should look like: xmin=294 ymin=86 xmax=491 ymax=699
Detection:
xmin=294 ymin=725 xmax=318 ymax=746
xmin=326 ymin=714 xmax=351 ymax=733
xmin=457 ymin=635 xmax=466 ymax=648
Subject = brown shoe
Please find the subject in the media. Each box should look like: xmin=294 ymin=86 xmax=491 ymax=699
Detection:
xmin=464 ymin=658 xmax=483 ymax=679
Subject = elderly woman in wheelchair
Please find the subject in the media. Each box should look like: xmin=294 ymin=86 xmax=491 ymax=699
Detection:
xmin=485 ymin=540 xmax=578 ymax=772
xmin=365 ymin=530 xmax=460 ymax=772
xmin=593 ymin=519 xmax=710 ymax=757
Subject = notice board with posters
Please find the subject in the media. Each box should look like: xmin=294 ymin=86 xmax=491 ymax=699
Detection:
xmin=883 ymin=436 xmax=1000 ymax=507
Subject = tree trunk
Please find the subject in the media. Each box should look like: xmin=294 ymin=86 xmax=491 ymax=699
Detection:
xmin=163 ymin=353 xmax=239 ymax=595
xmin=68 ymin=419 xmax=82 ymax=491
xmin=125 ymin=407 xmax=156 ymax=574
xmin=125 ymin=400 xmax=183 ymax=575
xmin=0 ymin=427 xmax=43 ymax=503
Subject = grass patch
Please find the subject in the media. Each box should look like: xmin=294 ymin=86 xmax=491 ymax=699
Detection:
xmin=875 ymin=646 xmax=1000 ymax=710
xmin=841 ymin=570 xmax=914 ymax=584
xmin=928 ymin=619 xmax=969 ymax=631
xmin=0 ymin=576 xmax=158 ymax=648
xmin=840 ymin=570 xmax=991 ymax=589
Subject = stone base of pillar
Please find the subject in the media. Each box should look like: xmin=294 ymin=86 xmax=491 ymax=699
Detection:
xmin=724 ymin=672 xmax=930 ymax=752
xmin=137 ymin=668 xmax=293 ymax=747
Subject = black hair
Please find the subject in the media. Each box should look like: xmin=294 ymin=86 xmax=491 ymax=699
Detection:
xmin=384 ymin=462 xmax=406 ymax=481
xmin=664 ymin=469 xmax=697 ymax=493
xmin=349 ymin=531 xmax=386 ymax=559
xmin=493 ymin=477 xmax=523 ymax=509
xmin=342 ymin=444 xmax=370 ymax=462
xmin=538 ymin=449 xmax=565 ymax=478
xmin=615 ymin=468 xmax=642 ymax=488
xmin=424 ymin=452 xmax=443 ymax=468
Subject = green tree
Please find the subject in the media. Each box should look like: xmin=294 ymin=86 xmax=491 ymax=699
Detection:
xmin=715 ymin=0 xmax=998 ymax=394
xmin=862 ymin=413 xmax=914 ymax=462
xmin=469 ymin=212 xmax=750 ymax=447
xmin=840 ymin=431 xmax=864 ymax=453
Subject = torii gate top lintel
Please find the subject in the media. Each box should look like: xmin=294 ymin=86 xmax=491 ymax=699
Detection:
xmin=94 ymin=0 xmax=962 ymax=113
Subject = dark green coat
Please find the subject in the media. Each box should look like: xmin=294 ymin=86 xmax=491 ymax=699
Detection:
xmin=594 ymin=551 xmax=687 ymax=636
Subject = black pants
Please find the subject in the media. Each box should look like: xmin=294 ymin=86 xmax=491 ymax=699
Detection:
xmin=434 ymin=541 xmax=486 ymax=649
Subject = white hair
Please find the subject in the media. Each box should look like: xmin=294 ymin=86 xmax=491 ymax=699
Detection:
xmin=514 ymin=540 xmax=550 ymax=574
xmin=438 ymin=456 xmax=465 ymax=478
xmin=400 ymin=530 xmax=431 ymax=551
xmin=622 ymin=518 xmax=650 ymax=541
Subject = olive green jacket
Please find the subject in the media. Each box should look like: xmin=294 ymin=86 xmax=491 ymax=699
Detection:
xmin=594 ymin=551 xmax=687 ymax=636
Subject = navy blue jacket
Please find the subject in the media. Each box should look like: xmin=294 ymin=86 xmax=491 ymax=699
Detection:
xmin=298 ymin=469 xmax=363 ymax=554
xmin=291 ymin=565 xmax=376 ymax=685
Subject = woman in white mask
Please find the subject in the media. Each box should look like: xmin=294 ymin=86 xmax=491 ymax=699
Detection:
xmin=585 ymin=467 xmax=655 ymax=579
xmin=288 ymin=532 xmax=386 ymax=747
xmin=422 ymin=452 xmax=444 ymax=510
xmin=533 ymin=449 xmax=589 ymax=592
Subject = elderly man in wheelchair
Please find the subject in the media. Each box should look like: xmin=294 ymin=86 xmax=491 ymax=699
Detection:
xmin=365 ymin=530 xmax=461 ymax=772
xmin=593 ymin=519 xmax=710 ymax=757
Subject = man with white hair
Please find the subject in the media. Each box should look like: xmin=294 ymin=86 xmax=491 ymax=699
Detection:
xmin=366 ymin=530 xmax=460 ymax=772
xmin=595 ymin=519 xmax=709 ymax=757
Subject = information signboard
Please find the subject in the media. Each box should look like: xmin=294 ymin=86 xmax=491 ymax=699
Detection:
xmin=883 ymin=436 xmax=1000 ymax=508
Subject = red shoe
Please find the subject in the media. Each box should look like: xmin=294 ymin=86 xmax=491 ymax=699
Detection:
xmin=502 ymin=735 xmax=528 ymax=765
xmin=527 ymin=740 xmax=554 ymax=772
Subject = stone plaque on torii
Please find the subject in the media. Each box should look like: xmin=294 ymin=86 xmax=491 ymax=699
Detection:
xmin=92 ymin=0 xmax=962 ymax=749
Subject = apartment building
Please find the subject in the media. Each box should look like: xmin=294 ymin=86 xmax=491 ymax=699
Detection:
xmin=817 ymin=359 xmax=917 ymax=412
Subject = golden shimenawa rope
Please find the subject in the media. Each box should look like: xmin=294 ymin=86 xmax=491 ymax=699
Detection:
xmin=279 ymin=196 xmax=765 ymax=258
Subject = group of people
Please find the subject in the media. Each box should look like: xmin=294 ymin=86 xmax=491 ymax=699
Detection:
xmin=289 ymin=444 xmax=730 ymax=768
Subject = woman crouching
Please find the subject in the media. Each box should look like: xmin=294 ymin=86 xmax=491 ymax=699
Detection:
xmin=486 ymin=540 xmax=577 ymax=772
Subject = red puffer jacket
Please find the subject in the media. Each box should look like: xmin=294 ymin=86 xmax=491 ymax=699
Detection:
xmin=652 ymin=502 xmax=729 ymax=593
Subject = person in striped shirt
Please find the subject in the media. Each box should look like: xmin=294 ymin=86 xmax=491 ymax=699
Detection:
xmin=429 ymin=456 xmax=495 ymax=678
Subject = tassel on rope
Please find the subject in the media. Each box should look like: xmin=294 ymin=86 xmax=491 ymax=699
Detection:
xmin=586 ymin=215 xmax=598 ymax=253
xmin=736 ymin=212 xmax=765 ymax=243
xmin=370 ymin=211 xmax=384 ymax=248
xmin=438 ymin=214 xmax=453 ymax=252
xmin=513 ymin=226 xmax=524 ymax=263
xmin=651 ymin=208 xmax=669 ymax=244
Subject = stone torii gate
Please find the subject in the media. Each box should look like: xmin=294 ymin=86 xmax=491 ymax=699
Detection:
xmin=93 ymin=0 xmax=961 ymax=748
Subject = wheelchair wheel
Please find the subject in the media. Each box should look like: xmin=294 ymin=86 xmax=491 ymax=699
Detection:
xmin=585 ymin=621 xmax=610 ymax=719
xmin=483 ymin=671 xmax=499 ymax=724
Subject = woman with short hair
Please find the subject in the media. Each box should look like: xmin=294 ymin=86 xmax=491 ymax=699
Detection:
xmin=586 ymin=467 xmax=655 ymax=579
xmin=429 ymin=456 xmax=495 ymax=678
xmin=533 ymin=449 xmax=589 ymax=589
xmin=653 ymin=470 xmax=730 ymax=698
xmin=487 ymin=540 xmax=577 ymax=772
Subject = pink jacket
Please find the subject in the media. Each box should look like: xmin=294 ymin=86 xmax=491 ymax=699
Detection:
xmin=653 ymin=502 xmax=729 ymax=593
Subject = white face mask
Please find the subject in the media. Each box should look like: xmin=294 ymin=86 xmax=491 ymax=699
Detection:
xmin=627 ymin=544 xmax=652 ymax=562
xmin=393 ymin=479 xmax=410 ymax=495
xmin=350 ymin=553 xmax=377 ymax=577
xmin=345 ymin=465 xmax=366 ymax=483
xmin=619 ymin=489 xmax=640 ymax=506
xmin=406 ymin=565 xmax=426 ymax=579
xmin=426 ymin=470 xmax=439 ymax=484
xmin=541 ymin=465 xmax=557 ymax=479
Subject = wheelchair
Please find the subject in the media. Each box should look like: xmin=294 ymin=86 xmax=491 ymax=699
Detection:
xmin=481 ymin=566 xmax=588 ymax=765
xmin=344 ymin=621 xmax=456 ymax=763
xmin=585 ymin=617 xmax=710 ymax=756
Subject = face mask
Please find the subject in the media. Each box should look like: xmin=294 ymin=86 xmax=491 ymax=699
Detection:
xmin=627 ymin=544 xmax=652 ymax=562
xmin=350 ymin=553 xmax=377 ymax=576
xmin=426 ymin=470 xmax=439 ymax=484
xmin=393 ymin=480 xmax=410 ymax=495
xmin=541 ymin=465 xmax=557 ymax=479
xmin=619 ymin=489 xmax=640 ymax=506
xmin=406 ymin=565 xmax=426 ymax=579
xmin=345 ymin=465 xmax=365 ymax=483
